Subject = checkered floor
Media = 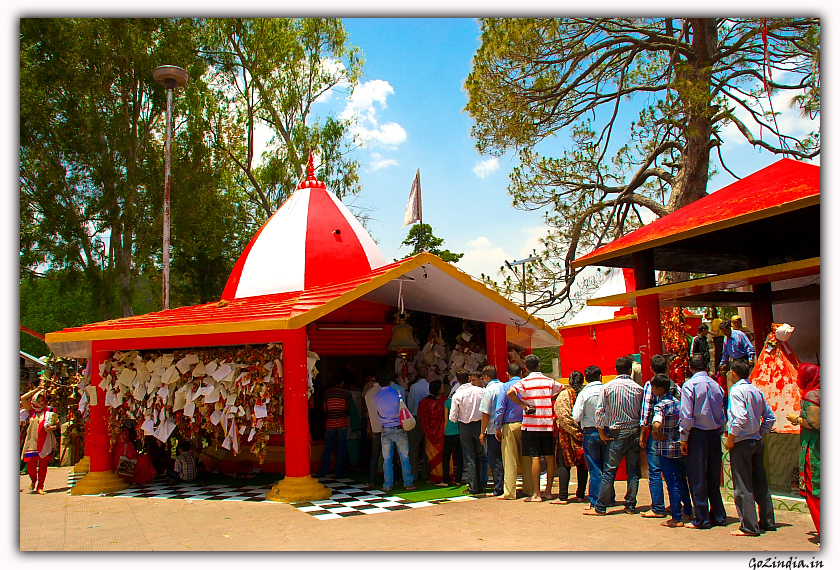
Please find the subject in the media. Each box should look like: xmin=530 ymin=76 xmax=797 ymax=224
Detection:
xmin=66 ymin=472 xmax=483 ymax=519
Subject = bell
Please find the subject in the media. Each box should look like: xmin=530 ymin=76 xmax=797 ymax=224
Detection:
xmin=387 ymin=313 xmax=420 ymax=352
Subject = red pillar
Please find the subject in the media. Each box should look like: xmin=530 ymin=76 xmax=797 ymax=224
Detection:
xmin=633 ymin=252 xmax=663 ymax=381
xmin=750 ymin=283 xmax=774 ymax=354
xmin=282 ymin=327 xmax=310 ymax=478
xmin=485 ymin=322 xmax=509 ymax=383
xmin=88 ymin=350 xmax=111 ymax=472
xmin=70 ymin=348 xmax=128 ymax=494
xmin=267 ymin=327 xmax=331 ymax=501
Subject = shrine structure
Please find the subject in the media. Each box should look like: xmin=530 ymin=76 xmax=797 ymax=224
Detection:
xmin=46 ymin=156 xmax=562 ymax=502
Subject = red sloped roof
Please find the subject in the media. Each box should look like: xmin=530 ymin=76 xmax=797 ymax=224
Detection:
xmin=47 ymin=257 xmax=416 ymax=343
xmin=572 ymin=159 xmax=819 ymax=269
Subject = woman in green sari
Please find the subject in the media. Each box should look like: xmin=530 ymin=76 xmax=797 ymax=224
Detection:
xmin=787 ymin=363 xmax=820 ymax=537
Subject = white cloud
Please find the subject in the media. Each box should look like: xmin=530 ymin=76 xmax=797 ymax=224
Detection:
xmin=467 ymin=236 xmax=493 ymax=249
xmin=370 ymin=157 xmax=398 ymax=171
xmin=354 ymin=122 xmax=407 ymax=148
xmin=719 ymin=71 xmax=819 ymax=148
xmin=473 ymin=157 xmax=499 ymax=179
xmin=519 ymin=225 xmax=551 ymax=258
xmin=340 ymin=79 xmax=407 ymax=149
xmin=313 ymin=59 xmax=350 ymax=104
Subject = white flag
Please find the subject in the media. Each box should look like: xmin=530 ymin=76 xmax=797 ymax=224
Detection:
xmin=403 ymin=169 xmax=422 ymax=227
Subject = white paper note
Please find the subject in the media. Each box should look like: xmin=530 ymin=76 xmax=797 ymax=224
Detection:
xmin=191 ymin=361 xmax=206 ymax=377
xmin=185 ymin=354 xmax=199 ymax=365
xmin=254 ymin=404 xmax=267 ymax=418
xmin=204 ymin=360 xmax=218 ymax=376
xmin=176 ymin=357 xmax=190 ymax=375
xmin=248 ymin=427 xmax=256 ymax=442
xmin=184 ymin=402 xmax=196 ymax=417
xmin=212 ymin=363 xmax=232 ymax=381
xmin=210 ymin=409 xmax=223 ymax=425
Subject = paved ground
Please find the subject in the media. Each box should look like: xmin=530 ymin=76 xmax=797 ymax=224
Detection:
xmin=20 ymin=467 xmax=820 ymax=553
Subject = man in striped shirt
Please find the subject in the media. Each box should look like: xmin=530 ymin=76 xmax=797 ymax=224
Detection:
xmin=317 ymin=373 xmax=351 ymax=479
xmin=507 ymin=354 xmax=562 ymax=502
xmin=584 ymin=355 xmax=644 ymax=516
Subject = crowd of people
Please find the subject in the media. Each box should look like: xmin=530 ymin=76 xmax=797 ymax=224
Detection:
xmin=314 ymin=319 xmax=818 ymax=541
xmin=20 ymin=317 xmax=820 ymax=544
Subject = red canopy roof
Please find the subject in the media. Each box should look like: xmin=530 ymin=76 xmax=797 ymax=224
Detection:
xmin=573 ymin=159 xmax=819 ymax=269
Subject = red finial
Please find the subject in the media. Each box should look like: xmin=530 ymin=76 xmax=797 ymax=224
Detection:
xmin=298 ymin=148 xmax=326 ymax=190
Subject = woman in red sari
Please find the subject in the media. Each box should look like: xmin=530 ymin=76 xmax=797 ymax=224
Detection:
xmin=111 ymin=429 xmax=158 ymax=484
xmin=417 ymin=380 xmax=446 ymax=485
xmin=787 ymin=363 xmax=820 ymax=538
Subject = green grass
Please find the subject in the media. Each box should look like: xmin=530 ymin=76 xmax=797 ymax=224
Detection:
xmin=335 ymin=467 xmax=477 ymax=501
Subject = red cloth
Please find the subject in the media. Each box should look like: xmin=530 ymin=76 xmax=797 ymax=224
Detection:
xmin=804 ymin=447 xmax=820 ymax=534
xmin=418 ymin=396 xmax=446 ymax=446
xmin=27 ymin=454 xmax=51 ymax=491
xmin=111 ymin=438 xmax=157 ymax=484
xmin=418 ymin=396 xmax=446 ymax=483
xmin=797 ymin=363 xmax=820 ymax=406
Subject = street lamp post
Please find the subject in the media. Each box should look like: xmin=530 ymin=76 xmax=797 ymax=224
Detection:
xmin=505 ymin=256 xmax=538 ymax=311
xmin=153 ymin=65 xmax=189 ymax=311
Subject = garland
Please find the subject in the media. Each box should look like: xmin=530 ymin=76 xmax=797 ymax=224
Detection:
xmin=99 ymin=344 xmax=284 ymax=464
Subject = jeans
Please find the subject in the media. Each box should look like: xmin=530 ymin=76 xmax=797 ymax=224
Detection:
xmin=685 ymin=428 xmax=727 ymax=528
xmin=381 ymin=426 xmax=413 ymax=488
xmin=582 ymin=428 xmax=613 ymax=507
xmin=646 ymin=434 xmax=666 ymax=514
xmin=595 ymin=427 xmax=641 ymax=513
xmin=659 ymin=455 xmax=692 ymax=520
xmin=407 ymin=422 xmax=425 ymax=481
xmin=368 ymin=431 xmax=382 ymax=485
xmin=485 ymin=432 xmax=504 ymax=495
xmin=442 ymin=433 xmax=463 ymax=484
xmin=318 ymin=426 xmax=348 ymax=477
xmin=459 ymin=421 xmax=484 ymax=493
xmin=730 ymin=438 xmax=775 ymax=534
xmin=556 ymin=460 xmax=588 ymax=501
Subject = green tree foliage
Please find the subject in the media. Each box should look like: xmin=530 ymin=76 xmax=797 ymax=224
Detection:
xmin=465 ymin=18 xmax=819 ymax=320
xmin=20 ymin=18 xmax=208 ymax=317
xmin=199 ymin=18 xmax=364 ymax=219
xmin=399 ymin=223 xmax=464 ymax=263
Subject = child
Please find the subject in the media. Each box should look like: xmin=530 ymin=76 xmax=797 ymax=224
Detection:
xmin=166 ymin=441 xmax=197 ymax=483
xmin=650 ymin=374 xmax=693 ymax=527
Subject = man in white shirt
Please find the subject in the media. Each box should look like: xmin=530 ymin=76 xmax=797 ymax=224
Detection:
xmin=407 ymin=373 xmax=431 ymax=482
xmin=364 ymin=378 xmax=383 ymax=487
xmin=449 ymin=368 xmax=486 ymax=495
xmin=572 ymin=365 xmax=613 ymax=509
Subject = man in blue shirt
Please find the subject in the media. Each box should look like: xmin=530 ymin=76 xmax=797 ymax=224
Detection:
xmin=725 ymin=360 xmax=776 ymax=536
xmin=572 ymin=364 xmax=613 ymax=509
xmin=680 ymin=353 xmax=727 ymax=529
xmin=719 ymin=319 xmax=755 ymax=373
xmin=493 ymin=363 xmax=534 ymax=500
xmin=373 ymin=371 xmax=416 ymax=493
xmin=479 ymin=364 xmax=506 ymax=496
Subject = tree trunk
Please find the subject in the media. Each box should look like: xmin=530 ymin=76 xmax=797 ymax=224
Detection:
xmin=669 ymin=17 xmax=718 ymax=213
xmin=663 ymin=18 xmax=719 ymax=286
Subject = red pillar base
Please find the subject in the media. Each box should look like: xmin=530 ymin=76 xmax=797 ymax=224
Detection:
xmin=72 ymin=454 xmax=91 ymax=475
xmin=266 ymin=476 xmax=332 ymax=503
xmin=70 ymin=470 xmax=129 ymax=495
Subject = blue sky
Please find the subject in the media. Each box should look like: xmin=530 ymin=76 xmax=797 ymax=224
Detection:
xmin=296 ymin=16 xmax=820 ymax=311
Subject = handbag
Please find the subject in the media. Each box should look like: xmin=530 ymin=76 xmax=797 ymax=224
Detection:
xmin=118 ymin=455 xmax=137 ymax=477
xmin=398 ymin=400 xmax=416 ymax=431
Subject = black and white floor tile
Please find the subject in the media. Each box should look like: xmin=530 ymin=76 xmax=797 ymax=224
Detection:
xmin=66 ymin=473 xmax=483 ymax=519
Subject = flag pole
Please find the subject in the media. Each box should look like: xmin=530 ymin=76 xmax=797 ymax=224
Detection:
xmin=418 ymin=169 xmax=424 ymax=252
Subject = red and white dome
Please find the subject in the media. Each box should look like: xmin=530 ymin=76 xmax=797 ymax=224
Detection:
xmin=221 ymin=156 xmax=387 ymax=300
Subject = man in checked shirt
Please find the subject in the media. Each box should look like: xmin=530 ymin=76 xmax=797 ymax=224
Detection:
xmin=584 ymin=355 xmax=644 ymax=516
